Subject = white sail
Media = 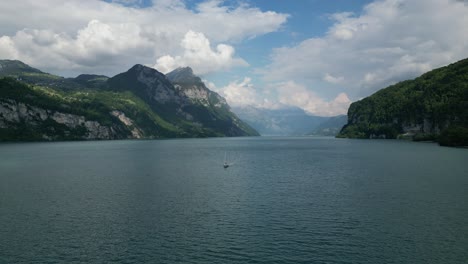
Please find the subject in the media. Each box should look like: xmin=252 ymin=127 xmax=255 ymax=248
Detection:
xmin=223 ymin=151 xmax=229 ymax=168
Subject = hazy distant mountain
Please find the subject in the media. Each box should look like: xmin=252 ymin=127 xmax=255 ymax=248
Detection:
xmin=309 ymin=115 xmax=347 ymax=136
xmin=232 ymin=106 xmax=329 ymax=136
xmin=0 ymin=60 xmax=258 ymax=141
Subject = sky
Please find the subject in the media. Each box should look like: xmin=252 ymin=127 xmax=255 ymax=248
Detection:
xmin=1 ymin=0 xmax=468 ymax=116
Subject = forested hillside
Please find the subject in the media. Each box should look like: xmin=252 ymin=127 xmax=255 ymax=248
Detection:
xmin=338 ymin=58 xmax=468 ymax=146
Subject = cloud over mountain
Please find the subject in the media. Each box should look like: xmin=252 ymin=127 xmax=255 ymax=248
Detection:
xmin=154 ymin=30 xmax=248 ymax=74
xmin=262 ymin=0 xmax=468 ymax=100
xmin=2 ymin=0 xmax=467 ymax=118
xmin=0 ymin=0 xmax=287 ymax=76
xmin=214 ymin=78 xmax=351 ymax=117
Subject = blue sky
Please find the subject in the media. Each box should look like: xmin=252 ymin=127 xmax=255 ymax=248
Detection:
xmin=205 ymin=1 xmax=373 ymax=79
xmin=1 ymin=0 xmax=468 ymax=116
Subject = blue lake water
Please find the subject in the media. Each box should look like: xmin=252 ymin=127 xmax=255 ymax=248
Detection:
xmin=1 ymin=137 xmax=467 ymax=263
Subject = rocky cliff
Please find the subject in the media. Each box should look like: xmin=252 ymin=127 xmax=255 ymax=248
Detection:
xmin=0 ymin=98 xmax=129 ymax=141
xmin=167 ymin=67 xmax=258 ymax=136
xmin=167 ymin=67 xmax=226 ymax=108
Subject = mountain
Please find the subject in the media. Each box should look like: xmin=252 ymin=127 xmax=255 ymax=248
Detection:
xmin=167 ymin=67 xmax=258 ymax=136
xmin=0 ymin=60 xmax=258 ymax=141
xmin=0 ymin=59 xmax=43 ymax=76
xmin=308 ymin=115 xmax=347 ymax=136
xmin=108 ymin=65 xmax=258 ymax=137
xmin=0 ymin=59 xmax=86 ymax=90
xmin=73 ymin=74 xmax=109 ymax=89
xmin=232 ymin=106 xmax=328 ymax=136
xmin=166 ymin=66 xmax=200 ymax=83
xmin=337 ymin=58 xmax=468 ymax=146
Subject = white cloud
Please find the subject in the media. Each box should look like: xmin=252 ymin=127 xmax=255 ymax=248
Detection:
xmin=203 ymin=78 xmax=217 ymax=91
xmin=211 ymin=77 xmax=281 ymax=110
xmin=323 ymin=73 xmax=344 ymax=84
xmin=274 ymin=81 xmax=351 ymax=116
xmin=0 ymin=36 xmax=18 ymax=59
xmin=214 ymin=77 xmax=349 ymax=116
xmin=217 ymin=77 xmax=260 ymax=107
xmin=154 ymin=30 xmax=247 ymax=74
xmin=263 ymin=0 xmax=468 ymax=99
xmin=110 ymin=0 xmax=145 ymax=7
xmin=193 ymin=0 xmax=289 ymax=42
xmin=0 ymin=20 xmax=154 ymax=74
xmin=0 ymin=0 xmax=287 ymax=76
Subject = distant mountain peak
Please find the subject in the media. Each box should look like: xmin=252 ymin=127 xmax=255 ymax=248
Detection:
xmin=129 ymin=64 xmax=145 ymax=71
xmin=126 ymin=64 xmax=168 ymax=81
xmin=166 ymin=67 xmax=202 ymax=84
xmin=128 ymin=64 xmax=154 ymax=73
xmin=170 ymin=67 xmax=194 ymax=76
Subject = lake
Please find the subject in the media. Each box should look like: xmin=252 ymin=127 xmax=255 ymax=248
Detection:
xmin=0 ymin=137 xmax=467 ymax=263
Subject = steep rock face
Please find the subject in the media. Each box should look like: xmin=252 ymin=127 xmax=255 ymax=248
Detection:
xmin=166 ymin=67 xmax=258 ymax=136
xmin=136 ymin=65 xmax=182 ymax=104
xmin=338 ymin=58 xmax=468 ymax=143
xmin=109 ymin=64 xmax=182 ymax=104
xmin=0 ymin=99 xmax=125 ymax=140
xmin=110 ymin=110 xmax=143 ymax=138
xmin=167 ymin=67 xmax=228 ymax=108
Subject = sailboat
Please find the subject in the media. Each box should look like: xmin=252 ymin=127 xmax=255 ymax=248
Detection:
xmin=223 ymin=152 xmax=229 ymax=169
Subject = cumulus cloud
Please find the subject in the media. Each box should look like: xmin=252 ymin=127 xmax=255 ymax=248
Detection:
xmin=221 ymin=77 xmax=259 ymax=107
xmin=0 ymin=0 xmax=287 ymax=76
xmin=263 ymin=0 xmax=468 ymax=99
xmin=323 ymin=73 xmax=344 ymax=84
xmin=154 ymin=30 xmax=247 ymax=74
xmin=210 ymin=77 xmax=280 ymax=109
xmin=0 ymin=36 xmax=18 ymax=59
xmin=0 ymin=20 xmax=154 ymax=75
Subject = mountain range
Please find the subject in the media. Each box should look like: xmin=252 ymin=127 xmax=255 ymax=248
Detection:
xmin=232 ymin=106 xmax=347 ymax=136
xmin=0 ymin=60 xmax=258 ymax=141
